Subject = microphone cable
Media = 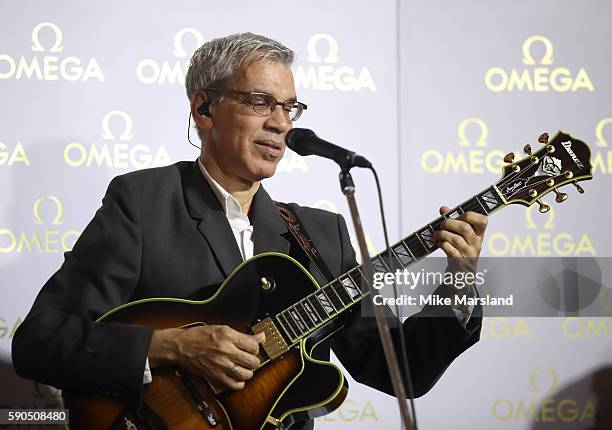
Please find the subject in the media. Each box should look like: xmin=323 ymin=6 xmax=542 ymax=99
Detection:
xmin=368 ymin=166 xmax=418 ymax=430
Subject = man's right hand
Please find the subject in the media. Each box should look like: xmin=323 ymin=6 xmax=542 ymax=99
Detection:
xmin=148 ymin=325 xmax=265 ymax=390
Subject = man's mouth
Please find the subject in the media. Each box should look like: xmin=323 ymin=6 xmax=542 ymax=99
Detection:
xmin=255 ymin=140 xmax=283 ymax=157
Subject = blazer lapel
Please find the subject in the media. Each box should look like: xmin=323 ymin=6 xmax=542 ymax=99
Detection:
xmin=251 ymin=186 xmax=290 ymax=256
xmin=182 ymin=160 xmax=243 ymax=277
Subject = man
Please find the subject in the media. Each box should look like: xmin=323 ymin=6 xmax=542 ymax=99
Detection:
xmin=12 ymin=33 xmax=487 ymax=429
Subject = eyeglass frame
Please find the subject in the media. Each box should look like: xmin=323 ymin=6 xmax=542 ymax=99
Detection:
xmin=201 ymin=88 xmax=307 ymax=122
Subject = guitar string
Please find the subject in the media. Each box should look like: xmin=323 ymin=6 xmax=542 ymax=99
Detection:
xmin=272 ymin=151 xmax=582 ymax=347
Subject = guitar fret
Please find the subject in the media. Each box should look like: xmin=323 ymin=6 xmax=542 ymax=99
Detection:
xmin=474 ymin=197 xmax=489 ymax=215
xmin=307 ymin=295 xmax=327 ymax=321
xmin=371 ymin=255 xmax=388 ymax=273
xmin=430 ymin=216 xmax=445 ymax=231
xmin=323 ymin=285 xmax=344 ymax=311
xmin=287 ymin=307 xmax=307 ymax=334
xmin=445 ymin=207 xmax=463 ymax=219
xmin=462 ymin=197 xmax=487 ymax=215
xmin=301 ymin=299 xmax=322 ymax=325
xmin=339 ymin=275 xmax=361 ymax=300
xmin=331 ymin=280 xmax=353 ymax=305
xmin=348 ymin=269 xmax=367 ymax=294
xmin=417 ymin=226 xmax=437 ymax=250
xmin=379 ymin=248 xmax=402 ymax=271
xmin=279 ymin=312 xmax=299 ymax=340
xmin=392 ymin=242 xmax=414 ymax=267
xmin=315 ymin=289 xmax=337 ymax=315
xmin=296 ymin=302 xmax=315 ymax=329
xmin=478 ymin=188 xmax=503 ymax=213
xmin=405 ymin=235 xmax=428 ymax=259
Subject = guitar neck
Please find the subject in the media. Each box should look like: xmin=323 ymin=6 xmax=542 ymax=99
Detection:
xmin=273 ymin=185 xmax=507 ymax=344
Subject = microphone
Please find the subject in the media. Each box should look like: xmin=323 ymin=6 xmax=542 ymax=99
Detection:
xmin=285 ymin=128 xmax=372 ymax=169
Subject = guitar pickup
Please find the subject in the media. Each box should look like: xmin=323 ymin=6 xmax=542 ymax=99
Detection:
xmin=252 ymin=317 xmax=289 ymax=360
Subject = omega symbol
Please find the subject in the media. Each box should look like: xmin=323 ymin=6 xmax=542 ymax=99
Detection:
xmin=33 ymin=195 xmax=64 ymax=225
xmin=306 ymin=33 xmax=339 ymax=64
xmin=522 ymin=35 xmax=554 ymax=65
xmin=458 ymin=117 xmax=488 ymax=147
xmin=525 ymin=205 xmax=555 ymax=230
xmin=31 ymin=22 xmax=64 ymax=53
xmin=101 ymin=111 xmax=134 ymax=141
xmin=529 ymin=367 xmax=558 ymax=395
xmin=173 ymin=28 xmax=205 ymax=58
xmin=595 ymin=118 xmax=612 ymax=147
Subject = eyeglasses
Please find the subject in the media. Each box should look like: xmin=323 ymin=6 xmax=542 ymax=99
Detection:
xmin=203 ymin=88 xmax=307 ymax=122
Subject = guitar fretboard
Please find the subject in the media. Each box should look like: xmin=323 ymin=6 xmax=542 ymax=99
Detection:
xmin=273 ymin=186 xmax=505 ymax=344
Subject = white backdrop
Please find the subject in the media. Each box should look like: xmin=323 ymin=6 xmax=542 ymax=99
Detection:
xmin=1 ymin=1 xmax=611 ymax=429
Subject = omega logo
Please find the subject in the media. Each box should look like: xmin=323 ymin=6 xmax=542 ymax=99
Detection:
xmin=0 ymin=22 xmax=105 ymax=82
xmin=0 ymin=196 xmax=79 ymax=253
xmin=63 ymin=110 xmax=171 ymax=168
xmin=484 ymin=35 xmax=593 ymax=92
xmin=492 ymin=368 xmax=595 ymax=422
xmin=487 ymin=206 xmax=595 ymax=256
xmin=136 ymin=28 xmax=205 ymax=85
xmin=295 ymin=33 xmax=376 ymax=92
xmin=420 ymin=118 xmax=507 ymax=174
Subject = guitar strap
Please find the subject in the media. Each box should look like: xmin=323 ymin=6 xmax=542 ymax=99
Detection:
xmin=274 ymin=201 xmax=336 ymax=283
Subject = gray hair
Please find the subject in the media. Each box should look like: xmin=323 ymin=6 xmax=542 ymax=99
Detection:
xmin=186 ymin=32 xmax=295 ymax=101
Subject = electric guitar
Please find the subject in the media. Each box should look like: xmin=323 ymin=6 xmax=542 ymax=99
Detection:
xmin=63 ymin=131 xmax=593 ymax=430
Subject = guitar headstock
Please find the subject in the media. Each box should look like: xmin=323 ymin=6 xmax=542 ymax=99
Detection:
xmin=495 ymin=131 xmax=592 ymax=212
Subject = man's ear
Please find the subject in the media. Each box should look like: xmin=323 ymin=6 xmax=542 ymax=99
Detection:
xmin=190 ymin=91 xmax=213 ymax=130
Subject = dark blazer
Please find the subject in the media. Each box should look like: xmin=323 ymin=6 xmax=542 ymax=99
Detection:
xmin=12 ymin=160 xmax=481 ymax=428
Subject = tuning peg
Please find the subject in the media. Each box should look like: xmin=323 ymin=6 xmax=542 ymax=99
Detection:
xmin=503 ymin=152 xmax=515 ymax=163
xmin=537 ymin=199 xmax=551 ymax=213
xmin=553 ymin=189 xmax=568 ymax=203
xmin=523 ymin=144 xmax=532 ymax=155
xmin=572 ymin=181 xmax=584 ymax=193
xmin=538 ymin=133 xmax=549 ymax=144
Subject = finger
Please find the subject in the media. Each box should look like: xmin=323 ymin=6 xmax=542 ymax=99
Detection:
xmin=217 ymin=373 xmax=246 ymax=391
xmin=434 ymin=230 xmax=471 ymax=256
xmin=439 ymin=241 xmax=462 ymax=258
xmin=460 ymin=211 xmax=489 ymax=237
xmin=225 ymin=364 xmax=254 ymax=382
xmin=439 ymin=218 xmax=477 ymax=244
xmin=439 ymin=205 xmax=452 ymax=216
xmin=228 ymin=346 xmax=261 ymax=370
xmin=226 ymin=328 xmax=262 ymax=355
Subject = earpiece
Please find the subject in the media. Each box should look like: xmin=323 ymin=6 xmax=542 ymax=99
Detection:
xmin=197 ymin=102 xmax=210 ymax=117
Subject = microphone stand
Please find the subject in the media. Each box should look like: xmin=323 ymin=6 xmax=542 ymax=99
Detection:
xmin=339 ymin=168 xmax=415 ymax=430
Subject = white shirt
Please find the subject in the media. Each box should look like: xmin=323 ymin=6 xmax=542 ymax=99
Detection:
xmin=197 ymin=158 xmax=254 ymax=260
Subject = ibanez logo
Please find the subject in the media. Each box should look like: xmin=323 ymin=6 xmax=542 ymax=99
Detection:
xmin=561 ymin=140 xmax=584 ymax=169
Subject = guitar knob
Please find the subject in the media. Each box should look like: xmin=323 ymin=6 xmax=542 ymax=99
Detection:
xmin=523 ymin=144 xmax=532 ymax=155
xmin=553 ymin=189 xmax=568 ymax=203
xmin=538 ymin=133 xmax=549 ymax=144
xmin=573 ymin=181 xmax=584 ymax=194
xmin=537 ymin=199 xmax=551 ymax=213
xmin=503 ymin=152 xmax=515 ymax=163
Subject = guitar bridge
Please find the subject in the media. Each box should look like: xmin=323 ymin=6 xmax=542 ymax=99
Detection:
xmin=252 ymin=317 xmax=289 ymax=359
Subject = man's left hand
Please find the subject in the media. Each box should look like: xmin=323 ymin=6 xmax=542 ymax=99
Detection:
xmin=433 ymin=206 xmax=488 ymax=272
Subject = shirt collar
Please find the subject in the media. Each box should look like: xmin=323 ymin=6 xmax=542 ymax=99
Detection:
xmin=197 ymin=157 xmax=246 ymax=218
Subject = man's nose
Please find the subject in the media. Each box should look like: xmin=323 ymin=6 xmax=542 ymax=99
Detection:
xmin=263 ymin=105 xmax=291 ymax=134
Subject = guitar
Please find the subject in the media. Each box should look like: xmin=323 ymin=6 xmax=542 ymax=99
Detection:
xmin=63 ymin=131 xmax=593 ymax=430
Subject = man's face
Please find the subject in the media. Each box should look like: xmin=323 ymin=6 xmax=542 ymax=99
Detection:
xmin=205 ymin=60 xmax=295 ymax=182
